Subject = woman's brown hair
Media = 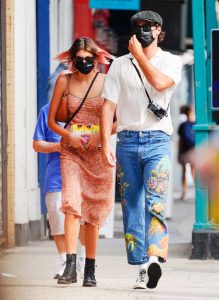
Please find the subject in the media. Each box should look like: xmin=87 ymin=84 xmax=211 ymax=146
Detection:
xmin=56 ymin=37 xmax=114 ymax=71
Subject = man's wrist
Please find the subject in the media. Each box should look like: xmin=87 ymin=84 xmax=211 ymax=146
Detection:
xmin=50 ymin=142 xmax=60 ymax=152
xmin=135 ymin=53 xmax=145 ymax=63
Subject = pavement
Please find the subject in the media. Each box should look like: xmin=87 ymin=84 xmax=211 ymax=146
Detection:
xmin=1 ymin=187 xmax=219 ymax=300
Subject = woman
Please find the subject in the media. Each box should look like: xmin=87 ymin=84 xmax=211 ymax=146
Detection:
xmin=48 ymin=37 xmax=116 ymax=287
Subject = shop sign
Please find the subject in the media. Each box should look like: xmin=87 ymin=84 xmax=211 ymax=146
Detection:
xmin=89 ymin=0 xmax=140 ymax=10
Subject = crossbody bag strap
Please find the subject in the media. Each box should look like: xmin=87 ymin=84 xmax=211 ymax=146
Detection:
xmin=130 ymin=58 xmax=170 ymax=111
xmin=64 ymin=72 xmax=100 ymax=128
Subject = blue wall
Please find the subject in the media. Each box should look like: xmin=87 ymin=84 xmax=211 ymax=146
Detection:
xmin=36 ymin=0 xmax=50 ymax=214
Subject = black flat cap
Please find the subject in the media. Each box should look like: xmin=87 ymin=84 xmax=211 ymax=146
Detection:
xmin=130 ymin=10 xmax=163 ymax=26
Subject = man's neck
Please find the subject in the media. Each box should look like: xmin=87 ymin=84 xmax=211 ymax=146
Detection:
xmin=142 ymin=43 xmax=160 ymax=60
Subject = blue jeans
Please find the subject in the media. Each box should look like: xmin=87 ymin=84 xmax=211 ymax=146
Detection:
xmin=116 ymin=130 xmax=171 ymax=265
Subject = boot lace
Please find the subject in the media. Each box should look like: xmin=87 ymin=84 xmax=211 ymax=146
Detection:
xmin=86 ymin=264 xmax=96 ymax=280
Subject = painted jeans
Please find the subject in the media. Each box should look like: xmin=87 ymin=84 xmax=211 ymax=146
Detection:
xmin=116 ymin=130 xmax=171 ymax=265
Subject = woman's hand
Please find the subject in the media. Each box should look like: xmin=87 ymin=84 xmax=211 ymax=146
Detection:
xmin=68 ymin=133 xmax=87 ymax=151
xmin=85 ymin=133 xmax=101 ymax=151
xmin=102 ymin=145 xmax=116 ymax=167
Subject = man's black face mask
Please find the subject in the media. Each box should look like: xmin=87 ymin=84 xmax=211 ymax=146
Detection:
xmin=132 ymin=23 xmax=155 ymax=48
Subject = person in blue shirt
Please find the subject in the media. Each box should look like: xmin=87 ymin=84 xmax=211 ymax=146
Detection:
xmin=33 ymin=64 xmax=85 ymax=279
xmin=33 ymin=103 xmax=67 ymax=278
xmin=178 ymin=105 xmax=196 ymax=200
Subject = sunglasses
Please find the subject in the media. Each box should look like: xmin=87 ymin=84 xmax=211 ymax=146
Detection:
xmin=74 ymin=56 xmax=95 ymax=64
xmin=132 ymin=23 xmax=157 ymax=33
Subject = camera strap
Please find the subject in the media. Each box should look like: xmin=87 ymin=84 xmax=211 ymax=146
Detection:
xmin=130 ymin=58 xmax=169 ymax=110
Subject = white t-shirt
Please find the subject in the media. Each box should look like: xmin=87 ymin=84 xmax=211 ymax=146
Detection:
xmin=102 ymin=49 xmax=182 ymax=135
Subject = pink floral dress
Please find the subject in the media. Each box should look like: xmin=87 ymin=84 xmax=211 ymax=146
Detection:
xmin=60 ymin=93 xmax=113 ymax=227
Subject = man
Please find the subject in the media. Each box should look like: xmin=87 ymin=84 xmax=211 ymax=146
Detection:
xmin=101 ymin=10 xmax=182 ymax=289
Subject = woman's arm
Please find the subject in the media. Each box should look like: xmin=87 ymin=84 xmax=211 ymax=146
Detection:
xmin=48 ymin=74 xmax=71 ymax=140
xmin=111 ymin=121 xmax=117 ymax=135
xmin=101 ymin=99 xmax=117 ymax=167
xmin=33 ymin=140 xmax=61 ymax=153
xmin=48 ymin=74 xmax=87 ymax=151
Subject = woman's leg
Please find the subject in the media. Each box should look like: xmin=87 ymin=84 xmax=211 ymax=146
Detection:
xmin=85 ymin=223 xmax=99 ymax=258
xmin=83 ymin=223 xmax=99 ymax=287
xmin=181 ymin=163 xmax=186 ymax=199
xmin=190 ymin=162 xmax=195 ymax=181
xmin=58 ymin=213 xmax=80 ymax=284
xmin=65 ymin=213 xmax=80 ymax=254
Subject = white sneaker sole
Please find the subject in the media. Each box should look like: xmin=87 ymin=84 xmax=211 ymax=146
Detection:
xmin=133 ymin=282 xmax=146 ymax=289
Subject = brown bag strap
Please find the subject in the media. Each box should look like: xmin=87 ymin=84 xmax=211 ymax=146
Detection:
xmin=63 ymin=74 xmax=71 ymax=97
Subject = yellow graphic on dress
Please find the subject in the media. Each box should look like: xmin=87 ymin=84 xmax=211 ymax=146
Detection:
xmin=70 ymin=124 xmax=100 ymax=136
xmin=124 ymin=234 xmax=136 ymax=252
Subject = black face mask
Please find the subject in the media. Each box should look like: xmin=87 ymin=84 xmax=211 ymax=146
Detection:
xmin=74 ymin=56 xmax=95 ymax=74
xmin=132 ymin=24 xmax=155 ymax=48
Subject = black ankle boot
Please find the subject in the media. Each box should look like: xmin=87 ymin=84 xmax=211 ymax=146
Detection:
xmin=57 ymin=254 xmax=77 ymax=284
xmin=83 ymin=258 xmax=96 ymax=287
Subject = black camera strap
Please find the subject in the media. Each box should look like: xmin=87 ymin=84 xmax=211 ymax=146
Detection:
xmin=130 ymin=58 xmax=169 ymax=111
xmin=64 ymin=72 xmax=99 ymax=128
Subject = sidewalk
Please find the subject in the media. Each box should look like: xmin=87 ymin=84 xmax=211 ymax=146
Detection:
xmin=1 ymin=189 xmax=219 ymax=300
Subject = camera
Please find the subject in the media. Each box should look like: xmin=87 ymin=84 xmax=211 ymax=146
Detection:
xmin=147 ymin=101 xmax=168 ymax=120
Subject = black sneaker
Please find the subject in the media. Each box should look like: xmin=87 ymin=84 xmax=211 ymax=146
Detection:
xmin=146 ymin=262 xmax=162 ymax=289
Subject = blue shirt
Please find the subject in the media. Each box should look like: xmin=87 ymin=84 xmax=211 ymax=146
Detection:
xmin=33 ymin=103 xmax=64 ymax=193
xmin=178 ymin=120 xmax=195 ymax=153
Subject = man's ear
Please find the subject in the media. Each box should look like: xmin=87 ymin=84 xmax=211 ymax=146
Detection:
xmin=157 ymin=26 xmax=161 ymax=34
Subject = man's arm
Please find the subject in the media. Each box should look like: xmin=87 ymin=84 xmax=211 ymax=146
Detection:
xmin=33 ymin=140 xmax=61 ymax=153
xmin=101 ymin=99 xmax=117 ymax=167
xmin=129 ymin=35 xmax=174 ymax=92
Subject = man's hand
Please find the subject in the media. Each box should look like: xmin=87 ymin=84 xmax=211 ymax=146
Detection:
xmin=54 ymin=142 xmax=61 ymax=152
xmin=102 ymin=145 xmax=116 ymax=167
xmin=128 ymin=35 xmax=144 ymax=61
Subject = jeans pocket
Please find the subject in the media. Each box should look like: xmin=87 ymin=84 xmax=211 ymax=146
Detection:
xmin=153 ymin=137 xmax=169 ymax=144
xmin=117 ymin=131 xmax=129 ymax=144
xmin=152 ymin=132 xmax=170 ymax=144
